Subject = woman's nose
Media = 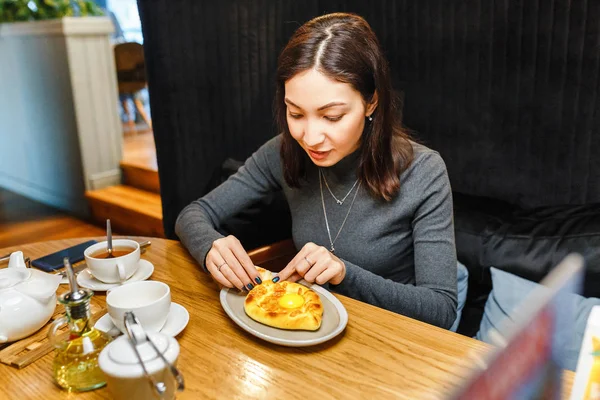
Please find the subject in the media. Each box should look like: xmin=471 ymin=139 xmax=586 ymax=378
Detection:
xmin=303 ymin=119 xmax=325 ymax=147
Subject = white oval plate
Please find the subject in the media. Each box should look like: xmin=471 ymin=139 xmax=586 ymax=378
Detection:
xmin=220 ymin=281 xmax=348 ymax=347
xmin=76 ymin=259 xmax=154 ymax=291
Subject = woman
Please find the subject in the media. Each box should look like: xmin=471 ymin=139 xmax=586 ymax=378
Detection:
xmin=176 ymin=13 xmax=457 ymax=329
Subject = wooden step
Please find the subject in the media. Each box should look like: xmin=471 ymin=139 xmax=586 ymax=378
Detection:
xmin=121 ymin=130 xmax=160 ymax=193
xmin=120 ymin=161 xmax=160 ymax=193
xmin=85 ymin=185 xmax=164 ymax=237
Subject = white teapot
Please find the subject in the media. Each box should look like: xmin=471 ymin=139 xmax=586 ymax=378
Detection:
xmin=0 ymin=251 xmax=62 ymax=343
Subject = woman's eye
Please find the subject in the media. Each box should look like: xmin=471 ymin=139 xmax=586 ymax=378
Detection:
xmin=289 ymin=113 xmax=303 ymax=119
xmin=325 ymin=115 xmax=344 ymax=122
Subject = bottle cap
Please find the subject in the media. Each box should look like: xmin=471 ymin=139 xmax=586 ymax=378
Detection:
xmin=59 ymin=257 xmax=93 ymax=319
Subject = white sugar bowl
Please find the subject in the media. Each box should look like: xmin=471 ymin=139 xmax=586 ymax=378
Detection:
xmin=98 ymin=314 xmax=182 ymax=400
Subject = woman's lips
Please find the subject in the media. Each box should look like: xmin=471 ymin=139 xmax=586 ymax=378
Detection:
xmin=308 ymin=149 xmax=331 ymax=161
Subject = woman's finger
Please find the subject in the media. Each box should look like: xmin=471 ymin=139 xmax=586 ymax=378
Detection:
xmin=315 ymin=265 xmax=340 ymax=285
xmin=296 ymin=246 xmax=329 ymax=278
xmin=287 ymin=272 xmax=303 ymax=283
xmin=211 ymin=237 xmax=255 ymax=289
xmin=218 ymin=263 xmax=245 ymax=291
xmin=207 ymin=244 xmax=245 ymax=290
xmin=219 ymin=245 xmax=255 ymax=290
xmin=302 ymin=256 xmax=328 ymax=283
xmin=277 ymin=243 xmax=317 ymax=282
xmin=206 ymin=257 xmax=234 ymax=288
xmin=228 ymin=237 xmax=262 ymax=285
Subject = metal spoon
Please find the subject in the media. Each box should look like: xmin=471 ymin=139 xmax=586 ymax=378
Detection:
xmin=124 ymin=312 xmax=185 ymax=395
xmin=124 ymin=312 xmax=167 ymax=397
xmin=106 ymin=219 xmax=115 ymax=259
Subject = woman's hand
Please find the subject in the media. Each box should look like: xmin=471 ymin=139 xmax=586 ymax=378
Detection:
xmin=205 ymin=235 xmax=262 ymax=291
xmin=275 ymin=242 xmax=346 ymax=285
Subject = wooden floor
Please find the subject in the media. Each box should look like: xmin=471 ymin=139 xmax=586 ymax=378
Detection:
xmin=0 ymin=189 xmax=106 ymax=249
xmin=122 ymin=130 xmax=157 ymax=171
xmin=1 ymin=127 xmax=160 ymax=249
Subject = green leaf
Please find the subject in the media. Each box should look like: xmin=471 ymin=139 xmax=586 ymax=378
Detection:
xmin=0 ymin=0 xmax=104 ymax=22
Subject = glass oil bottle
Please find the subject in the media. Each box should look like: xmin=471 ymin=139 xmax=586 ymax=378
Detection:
xmin=48 ymin=257 xmax=112 ymax=391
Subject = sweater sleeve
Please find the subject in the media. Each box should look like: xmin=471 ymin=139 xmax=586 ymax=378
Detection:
xmin=330 ymin=152 xmax=458 ymax=329
xmin=174 ymin=136 xmax=282 ymax=270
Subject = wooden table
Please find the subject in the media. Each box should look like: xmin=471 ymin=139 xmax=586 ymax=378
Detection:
xmin=0 ymin=238 xmax=575 ymax=399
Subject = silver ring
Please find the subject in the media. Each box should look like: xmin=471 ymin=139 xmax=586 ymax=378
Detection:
xmin=218 ymin=262 xmax=227 ymax=272
xmin=304 ymin=257 xmax=312 ymax=266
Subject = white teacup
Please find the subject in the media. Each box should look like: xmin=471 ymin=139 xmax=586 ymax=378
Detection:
xmin=85 ymin=239 xmax=140 ymax=283
xmin=106 ymin=281 xmax=171 ymax=334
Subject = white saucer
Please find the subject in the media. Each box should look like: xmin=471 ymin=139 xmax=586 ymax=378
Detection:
xmin=76 ymin=259 xmax=154 ymax=291
xmin=95 ymin=302 xmax=189 ymax=337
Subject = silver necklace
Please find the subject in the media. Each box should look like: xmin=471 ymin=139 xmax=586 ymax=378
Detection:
xmin=319 ymin=169 xmax=361 ymax=253
xmin=320 ymin=169 xmax=360 ymax=205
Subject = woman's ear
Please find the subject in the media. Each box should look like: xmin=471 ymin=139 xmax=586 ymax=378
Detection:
xmin=366 ymin=91 xmax=378 ymax=117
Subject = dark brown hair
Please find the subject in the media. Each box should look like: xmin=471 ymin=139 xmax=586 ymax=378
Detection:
xmin=275 ymin=12 xmax=414 ymax=201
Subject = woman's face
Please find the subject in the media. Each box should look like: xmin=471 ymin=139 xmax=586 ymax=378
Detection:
xmin=284 ymin=69 xmax=376 ymax=167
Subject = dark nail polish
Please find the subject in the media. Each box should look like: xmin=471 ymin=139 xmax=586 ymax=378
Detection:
xmin=247 ymin=283 xmax=254 ymax=290
xmin=272 ymin=276 xmax=280 ymax=283
xmin=255 ymin=276 xmax=262 ymax=284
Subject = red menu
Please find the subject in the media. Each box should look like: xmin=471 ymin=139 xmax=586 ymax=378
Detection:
xmin=453 ymin=254 xmax=584 ymax=400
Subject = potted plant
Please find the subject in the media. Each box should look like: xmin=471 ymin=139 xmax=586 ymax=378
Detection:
xmin=0 ymin=0 xmax=104 ymax=22
xmin=0 ymin=0 xmax=124 ymax=217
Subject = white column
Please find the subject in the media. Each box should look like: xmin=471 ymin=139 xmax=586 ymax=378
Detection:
xmin=0 ymin=17 xmax=122 ymax=216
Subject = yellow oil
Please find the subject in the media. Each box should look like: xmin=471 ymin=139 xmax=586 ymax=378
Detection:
xmin=52 ymin=325 xmax=112 ymax=392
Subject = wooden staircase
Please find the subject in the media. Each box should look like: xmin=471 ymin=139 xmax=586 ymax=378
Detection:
xmin=85 ymin=132 xmax=165 ymax=237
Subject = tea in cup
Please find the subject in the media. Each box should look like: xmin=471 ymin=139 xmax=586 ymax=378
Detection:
xmin=84 ymin=239 xmax=140 ymax=283
xmin=106 ymin=281 xmax=171 ymax=333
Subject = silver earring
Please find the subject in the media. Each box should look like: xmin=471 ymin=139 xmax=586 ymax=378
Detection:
xmin=367 ymin=115 xmax=373 ymax=122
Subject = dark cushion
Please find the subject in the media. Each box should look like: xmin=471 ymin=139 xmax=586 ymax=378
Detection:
xmin=454 ymin=192 xmax=600 ymax=336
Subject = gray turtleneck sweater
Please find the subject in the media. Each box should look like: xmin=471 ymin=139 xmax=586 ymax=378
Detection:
xmin=175 ymin=135 xmax=457 ymax=329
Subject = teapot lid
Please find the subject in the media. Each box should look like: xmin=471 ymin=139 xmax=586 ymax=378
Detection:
xmin=99 ymin=332 xmax=179 ymax=378
xmin=0 ymin=268 xmax=30 ymax=289
xmin=109 ymin=332 xmax=170 ymax=365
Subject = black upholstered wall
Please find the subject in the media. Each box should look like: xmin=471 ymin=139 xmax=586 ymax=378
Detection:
xmin=137 ymin=0 xmax=600 ymax=238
